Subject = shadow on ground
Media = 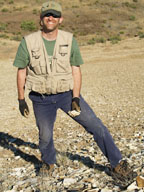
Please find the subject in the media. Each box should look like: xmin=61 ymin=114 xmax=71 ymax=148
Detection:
xmin=0 ymin=132 xmax=107 ymax=174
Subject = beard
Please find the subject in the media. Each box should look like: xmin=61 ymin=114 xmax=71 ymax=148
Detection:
xmin=41 ymin=19 xmax=60 ymax=33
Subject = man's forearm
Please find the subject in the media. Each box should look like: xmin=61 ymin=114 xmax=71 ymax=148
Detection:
xmin=17 ymin=68 xmax=27 ymax=100
xmin=72 ymin=66 xmax=82 ymax=98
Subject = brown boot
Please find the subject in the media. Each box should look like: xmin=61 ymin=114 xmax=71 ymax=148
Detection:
xmin=38 ymin=163 xmax=54 ymax=177
xmin=111 ymin=160 xmax=137 ymax=189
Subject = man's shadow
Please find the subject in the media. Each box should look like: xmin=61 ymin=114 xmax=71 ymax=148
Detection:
xmin=0 ymin=132 xmax=107 ymax=174
xmin=0 ymin=132 xmax=41 ymax=171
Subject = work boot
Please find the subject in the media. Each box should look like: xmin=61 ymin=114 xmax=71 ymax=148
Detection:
xmin=38 ymin=163 xmax=54 ymax=177
xmin=111 ymin=160 xmax=137 ymax=189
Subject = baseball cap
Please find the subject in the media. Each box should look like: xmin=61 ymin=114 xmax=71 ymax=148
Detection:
xmin=40 ymin=1 xmax=62 ymax=18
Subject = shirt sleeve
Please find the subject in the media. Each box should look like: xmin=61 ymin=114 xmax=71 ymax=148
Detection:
xmin=13 ymin=38 xmax=30 ymax=68
xmin=70 ymin=37 xmax=84 ymax=66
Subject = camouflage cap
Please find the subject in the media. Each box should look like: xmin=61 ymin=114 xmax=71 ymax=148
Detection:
xmin=41 ymin=1 xmax=62 ymax=18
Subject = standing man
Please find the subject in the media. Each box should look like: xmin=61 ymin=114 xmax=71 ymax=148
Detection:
xmin=13 ymin=1 xmax=137 ymax=189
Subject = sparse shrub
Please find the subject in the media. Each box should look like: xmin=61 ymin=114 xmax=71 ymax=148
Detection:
xmin=122 ymin=2 xmax=130 ymax=7
xmin=111 ymin=3 xmax=117 ymax=8
xmin=130 ymin=4 xmax=136 ymax=9
xmin=72 ymin=5 xmax=79 ymax=8
xmin=9 ymin=0 xmax=14 ymax=4
xmin=0 ymin=34 xmax=9 ymax=39
xmin=108 ymin=35 xmax=121 ymax=44
xmin=33 ymin=9 xmax=38 ymax=15
xmin=138 ymin=32 xmax=144 ymax=39
xmin=129 ymin=15 xmax=136 ymax=21
xmin=10 ymin=35 xmax=22 ymax=41
xmin=0 ymin=23 xmax=8 ymax=31
xmin=21 ymin=20 xmax=37 ymax=31
xmin=103 ymin=20 xmax=107 ymax=24
xmin=87 ymin=38 xmax=96 ymax=45
xmin=133 ymin=0 xmax=138 ymax=2
xmin=122 ymin=2 xmax=137 ymax=9
xmin=13 ymin=7 xmax=23 ymax=11
xmin=1 ymin=8 xmax=9 ymax=12
xmin=119 ymin=31 xmax=124 ymax=34
xmin=96 ymin=37 xmax=106 ymax=43
xmin=94 ymin=0 xmax=99 ymax=5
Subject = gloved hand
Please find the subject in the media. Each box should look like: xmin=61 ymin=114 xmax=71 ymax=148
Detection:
xmin=18 ymin=99 xmax=29 ymax=118
xmin=72 ymin=97 xmax=81 ymax=112
xmin=68 ymin=97 xmax=81 ymax=117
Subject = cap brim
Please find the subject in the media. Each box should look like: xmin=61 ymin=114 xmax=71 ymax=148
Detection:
xmin=41 ymin=9 xmax=61 ymax=18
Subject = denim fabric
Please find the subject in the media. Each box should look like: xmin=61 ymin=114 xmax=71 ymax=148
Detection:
xmin=29 ymin=90 xmax=122 ymax=168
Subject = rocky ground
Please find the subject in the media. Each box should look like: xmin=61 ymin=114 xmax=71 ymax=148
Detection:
xmin=0 ymin=37 xmax=144 ymax=192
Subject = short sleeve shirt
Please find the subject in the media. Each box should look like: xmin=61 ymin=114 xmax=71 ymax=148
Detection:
xmin=13 ymin=35 xmax=84 ymax=68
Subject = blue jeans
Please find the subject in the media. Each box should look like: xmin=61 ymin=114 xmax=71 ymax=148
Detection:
xmin=29 ymin=90 xmax=122 ymax=168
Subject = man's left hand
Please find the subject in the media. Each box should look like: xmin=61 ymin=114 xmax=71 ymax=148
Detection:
xmin=68 ymin=97 xmax=81 ymax=117
xmin=72 ymin=97 xmax=81 ymax=112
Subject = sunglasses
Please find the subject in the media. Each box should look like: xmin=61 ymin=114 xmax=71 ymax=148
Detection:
xmin=44 ymin=13 xmax=61 ymax=18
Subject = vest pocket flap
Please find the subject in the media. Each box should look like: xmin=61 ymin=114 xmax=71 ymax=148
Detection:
xmin=59 ymin=45 xmax=68 ymax=56
xmin=31 ymin=48 xmax=41 ymax=59
xmin=26 ymin=78 xmax=46 ymax=93
xmin=30 ymin=60 xmax=46 ymax=75
xmin=57 ymin=79 xmax=73 ymax=93
xmin=56 ymin=59 xmax=71 ymax=73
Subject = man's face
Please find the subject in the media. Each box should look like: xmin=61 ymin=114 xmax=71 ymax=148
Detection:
xmin=41 ymin=14 xmax=63 ymax=32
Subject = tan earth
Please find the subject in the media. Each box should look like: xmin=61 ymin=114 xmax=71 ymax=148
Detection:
xmin=0 ymin=37 xmax=144 ymax=191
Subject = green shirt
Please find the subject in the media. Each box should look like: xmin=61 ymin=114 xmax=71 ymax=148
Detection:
xmin=13 ymin=36 xmax=83 ymax=68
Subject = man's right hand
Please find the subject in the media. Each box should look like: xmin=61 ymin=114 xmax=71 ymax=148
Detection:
xmin=18 ymin=99 xmax=29 ymax=118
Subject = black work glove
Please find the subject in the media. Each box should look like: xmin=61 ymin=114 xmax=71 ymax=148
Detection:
xmin=18 ymin=99 xmax=29 ymax=118
xmin=72 ymin=97 xmax=81 ymax=112
xmin=68 ymin=97 xmax=81 ymax=117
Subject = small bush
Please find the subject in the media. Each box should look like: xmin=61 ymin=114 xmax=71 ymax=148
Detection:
xmin=122 ymin=2 xmax=137 ymax=9
xmin=138 ymin=32 xmax=144 ymax=39
xmin=1 ymin=8 xmax=9 ymax=12
xmin=0 ymin=34 xmax=9 ymax=39
xmin=72 ymin=5 xmax=79 ymax=8
xmin=130 ymin=4 xmax=136 ymax=9
xmin=108 ymin=35 xmax=121 ymax=44
xmin=129 ymin=15 xmax=136 ymax=21
xmin=9 ymin=0 xmax=14 ymax=4
xmin=0 ymin=23 xmax=8 ymax=31
xmin=133 ymin=0 xmax=138 ymax=2
xmin=10 ymin=35 xmax=22 ymax=41
xmin=119 ymin=31 xmax=124 ymax=34
xmin=21 ymin=20 xmax=37 ymax=31
xmin=87 ymin=38 xmax=96 ymax=45
xmin=33 ymin=9 xmax=38 ymax=15
xmin=96 ymin=37 xmax=106 ymax=43
xmin=13 ymin=7 xmax=23 ymax=11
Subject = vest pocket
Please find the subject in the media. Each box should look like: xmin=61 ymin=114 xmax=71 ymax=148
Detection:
xmin=31 ymin=49 xmax=47 ymax=75
xmin=26 ymin=78 xmax=46 ymax=93
xmin=31 ymin=60 xmax=41 ymax=75
xmin=57 ymin=79 xmax=72 ymax=93
xmin=30 ymin=59 xmax=47 ymax=75
xmin=56 ymin=59 xmax=71 ymax=73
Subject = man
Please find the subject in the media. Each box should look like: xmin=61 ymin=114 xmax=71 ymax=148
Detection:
xmin=13 ymin=0 xmax=137 ymax=189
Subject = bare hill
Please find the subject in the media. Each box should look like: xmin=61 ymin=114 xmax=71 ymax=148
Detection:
xmin=0 ymin=0 xmax=144 ymax=44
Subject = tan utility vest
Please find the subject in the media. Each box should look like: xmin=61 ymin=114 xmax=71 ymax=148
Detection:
xmin=25 ymin=30 xmax=73 ymax=94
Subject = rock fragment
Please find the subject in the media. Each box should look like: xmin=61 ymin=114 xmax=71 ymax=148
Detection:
xmin=136 ymin=176 xmax=144 ymax=188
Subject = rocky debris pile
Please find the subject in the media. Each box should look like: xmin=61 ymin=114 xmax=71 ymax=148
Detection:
xmin=0 ymin=128 xmax=143 ymax=192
